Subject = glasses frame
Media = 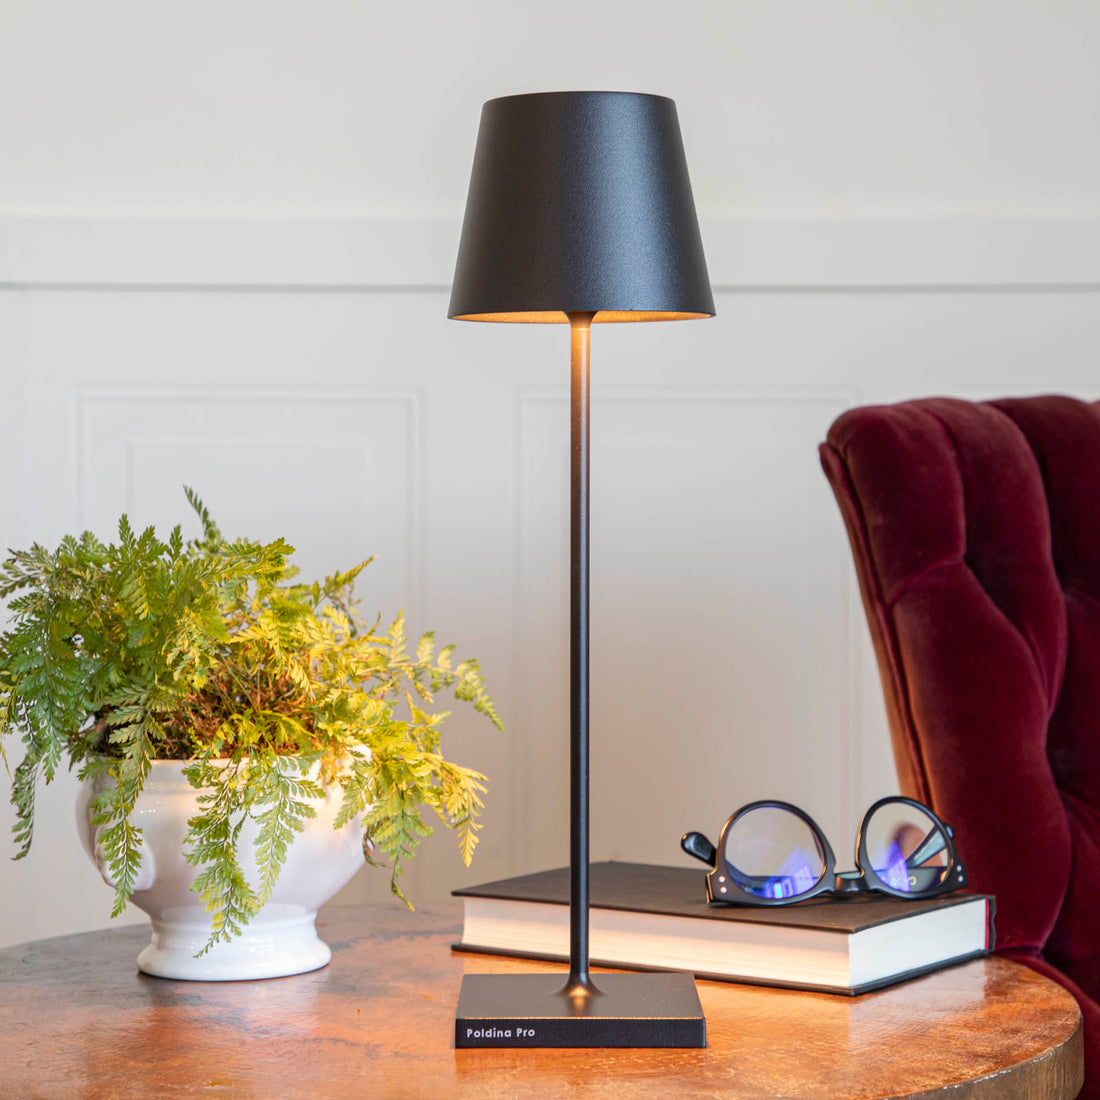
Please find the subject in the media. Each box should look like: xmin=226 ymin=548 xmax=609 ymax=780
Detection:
xmin=691 ymin=795 xmax=969 ymax=907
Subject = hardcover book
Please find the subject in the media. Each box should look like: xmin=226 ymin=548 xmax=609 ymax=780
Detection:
xmin=453 ymin=861 xmax=995 ymax=996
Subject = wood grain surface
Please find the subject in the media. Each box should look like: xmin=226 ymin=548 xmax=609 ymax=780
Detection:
xmin=0 ymin=903 xmax=1083 ymax=1099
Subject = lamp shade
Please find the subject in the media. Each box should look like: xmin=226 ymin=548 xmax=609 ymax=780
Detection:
xmin=448 ymin=91 xmax=715 ymax=323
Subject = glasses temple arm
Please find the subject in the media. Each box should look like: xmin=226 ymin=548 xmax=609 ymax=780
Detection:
xmin=905 ymin=825 xmax=949 ymax=868
xmin=681 ymin=831 xmax=717 ymax=868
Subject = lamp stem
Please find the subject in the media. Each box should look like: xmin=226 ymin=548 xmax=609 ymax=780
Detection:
xmin=563 ymin=310 xmax=598 ymax=1000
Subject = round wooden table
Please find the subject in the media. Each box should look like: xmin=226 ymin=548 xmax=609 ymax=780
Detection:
xmin=0 ymin=904 xmax=1083 ymax=1099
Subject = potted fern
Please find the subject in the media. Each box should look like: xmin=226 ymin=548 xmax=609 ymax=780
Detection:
xmin=0 ymin=490 xmax=501 ymax=980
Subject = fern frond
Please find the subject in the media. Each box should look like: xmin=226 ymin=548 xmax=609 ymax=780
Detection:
xmin=183 ymin=758 xmax=260 ymax=953
xmin=436 ymin=760 xmax=488 ymax=866
xmin=10 ymin=747 xmax=41 ymax=858
xmin=184 ymin=486 xmax=222 ymax=548
xmin=249 ymin=756 xmax=319 ymax=906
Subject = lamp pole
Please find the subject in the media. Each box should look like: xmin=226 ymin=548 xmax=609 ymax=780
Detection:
xmin=565 ymin=311 xmax=597 ymax=1000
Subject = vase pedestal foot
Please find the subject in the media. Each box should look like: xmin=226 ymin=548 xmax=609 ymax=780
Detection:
xmin=136 ymin=906 xmax=330 ymax=981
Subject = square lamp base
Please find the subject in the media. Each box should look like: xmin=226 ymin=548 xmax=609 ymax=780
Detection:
xmin=454 ymin=971 xmax=706 ymax=1048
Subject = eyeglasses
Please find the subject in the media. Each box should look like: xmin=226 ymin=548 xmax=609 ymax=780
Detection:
xmin=681 ymin=795 xmax=968 ymax=906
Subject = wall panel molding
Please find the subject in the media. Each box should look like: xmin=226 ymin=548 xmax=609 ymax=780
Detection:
xmin=512 ymin=384 xmax=862 ymax=865
xmin=3 ymin=215 xmax=1100 ymax=291
xmin=73 ymin=386 xmax=424 ymax=623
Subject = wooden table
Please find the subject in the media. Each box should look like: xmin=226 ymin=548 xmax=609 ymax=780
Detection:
xmin=0 ymin=904 xmax=1083 ymax=1099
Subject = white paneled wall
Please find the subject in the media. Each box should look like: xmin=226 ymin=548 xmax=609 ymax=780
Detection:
xmin=2 ymin=0 xmax=1100 ymax=947
xmin=2 ymin=217 xmax=1098 ymax=948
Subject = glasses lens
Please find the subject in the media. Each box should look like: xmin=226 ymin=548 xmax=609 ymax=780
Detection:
xmin=722 ymin=806 xmax=826 ymax=900
xmin=864 ymin=801 xmax=950 ymax=894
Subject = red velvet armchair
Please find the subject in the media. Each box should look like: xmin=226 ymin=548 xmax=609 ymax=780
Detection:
xmin=820 ymin=395 xmax=1099 ymax=1095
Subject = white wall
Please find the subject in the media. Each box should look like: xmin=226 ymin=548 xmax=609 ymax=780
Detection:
xmin=1 ymin=0 xmax=1099 ymax=948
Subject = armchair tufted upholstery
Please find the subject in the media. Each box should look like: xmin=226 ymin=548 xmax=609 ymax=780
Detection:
xmin=820 ymin=395 xmax=1100 ymax=1094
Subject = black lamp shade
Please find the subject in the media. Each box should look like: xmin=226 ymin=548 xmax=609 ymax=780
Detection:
xmin=448 ymin=91 xmax=715 ymax=323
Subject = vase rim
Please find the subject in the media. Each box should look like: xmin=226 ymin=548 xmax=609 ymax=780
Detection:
xmin=83 ymin=754 xmax=355 ymax=791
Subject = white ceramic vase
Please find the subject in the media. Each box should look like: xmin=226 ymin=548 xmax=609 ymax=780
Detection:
xmin=76 ymin=759 xmax=364 ymax=981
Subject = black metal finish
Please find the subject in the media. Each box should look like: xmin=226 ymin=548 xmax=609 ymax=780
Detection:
xmin=564 ymin=313 xmax=597 ymax=998
xmin=447 ymin=89 xmax=714 ymax=1048
xmin=448 ymin=91 xmax=715 ymax=321
xmin=455 ymin=972 xmax=705 ymax=1048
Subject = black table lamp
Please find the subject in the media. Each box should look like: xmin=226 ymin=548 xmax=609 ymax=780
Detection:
xmin=449 ymin=91 xmax=715 ymax=1048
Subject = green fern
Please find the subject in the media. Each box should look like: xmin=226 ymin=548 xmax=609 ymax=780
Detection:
xmin=0 ymin=489 xmax=502 ymax=951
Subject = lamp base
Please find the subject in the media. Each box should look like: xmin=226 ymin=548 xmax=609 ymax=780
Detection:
xmin=454 ymin=971 xmax=706 ymax=1048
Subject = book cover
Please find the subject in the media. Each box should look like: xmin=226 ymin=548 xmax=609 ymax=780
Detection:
xmin=453 ymin=861 xmax=995 ymax=995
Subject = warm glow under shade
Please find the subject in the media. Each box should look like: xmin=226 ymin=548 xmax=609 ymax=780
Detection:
xmin=450 ymin=310 xmax=711 ymax=323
